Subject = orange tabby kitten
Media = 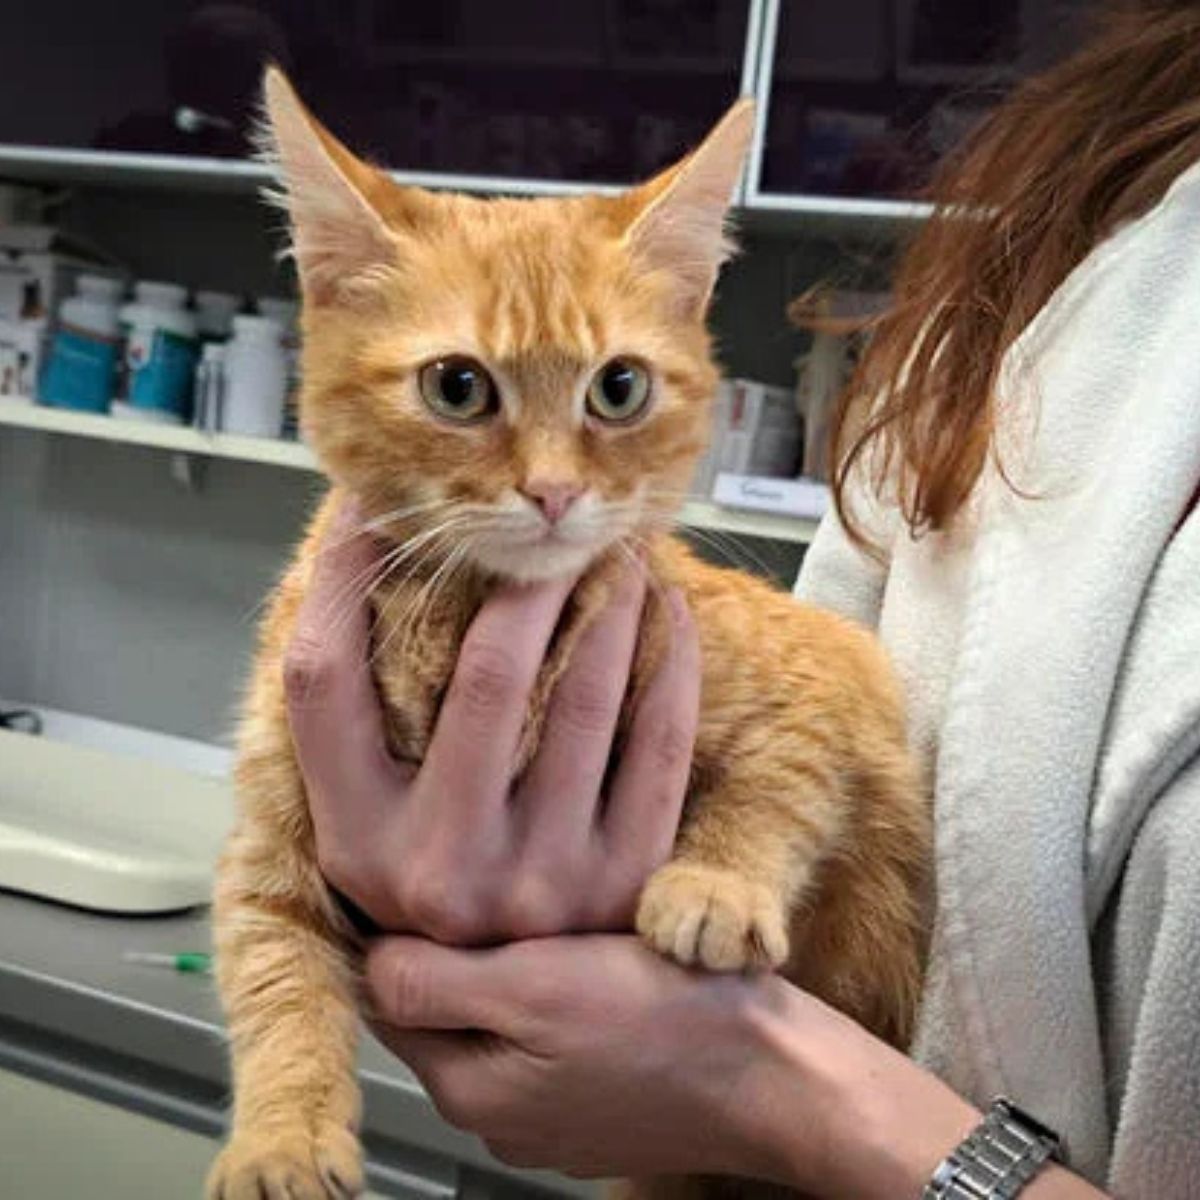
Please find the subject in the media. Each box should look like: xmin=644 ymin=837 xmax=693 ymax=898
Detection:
xmin=208 ymin=68 xmax=928 ymax=1200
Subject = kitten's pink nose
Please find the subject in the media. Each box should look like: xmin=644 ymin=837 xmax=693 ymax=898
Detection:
xmin=520 ymin=480 xmax=583 ymax=524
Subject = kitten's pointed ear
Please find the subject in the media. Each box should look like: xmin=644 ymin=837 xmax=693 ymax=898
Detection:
xmin=258 ymin=66 xmax=399 ymax=305
xmin=622 ymin=98 xmax=755 ymax=317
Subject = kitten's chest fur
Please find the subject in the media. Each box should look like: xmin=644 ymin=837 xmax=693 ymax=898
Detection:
xmin=369 ymin=550 xmax=668 ymax=770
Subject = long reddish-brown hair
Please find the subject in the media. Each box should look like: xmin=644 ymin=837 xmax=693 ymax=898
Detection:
xmin=831 ymin=0 xmax=1200 ymax=545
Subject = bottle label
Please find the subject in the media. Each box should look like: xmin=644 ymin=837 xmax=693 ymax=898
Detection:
xmin=38 ymin=325 xmax=119 ymax=413
xmin=122 ymin=326 xmax=198 ymax=419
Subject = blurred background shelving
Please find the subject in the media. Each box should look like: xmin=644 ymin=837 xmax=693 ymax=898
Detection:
xmin=0 ymin=0 xmax=1099 ymax=744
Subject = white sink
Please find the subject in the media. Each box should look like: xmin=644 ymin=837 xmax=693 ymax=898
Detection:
xmin=0 ymin=728 xmax=235 ymax=914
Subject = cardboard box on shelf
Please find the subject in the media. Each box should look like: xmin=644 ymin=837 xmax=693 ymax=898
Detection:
xmin=691 ymin=378 xmax=804 ymax=497
xmin=0 ymin=317 xmax=47 ymax=398
xmin=0 ymin=225 xmax=119 ymax=323
xmin=711 ymin=472 xmax=830 ymax=521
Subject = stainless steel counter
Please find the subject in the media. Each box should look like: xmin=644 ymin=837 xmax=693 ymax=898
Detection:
xmin=0 ymin=889 xmax=587 ymax=1199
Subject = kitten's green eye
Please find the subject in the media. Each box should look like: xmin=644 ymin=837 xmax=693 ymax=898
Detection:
xmin=419 ymin=356 xmax=497 ymax=422
xmin=586 ymin=359 xmax=651 ymax=424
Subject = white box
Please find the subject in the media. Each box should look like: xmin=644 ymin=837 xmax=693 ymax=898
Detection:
xmin=690 ymin=379 xmax=735 ymax=496
xmin=712 ymin=472 xmax=831 ymax=521
xmin=0 ymin=317 xmax=47 ymax=397
xmin=718 ymin=379 xmax=802 ymax=475
xmin=0 ymin=224 xmax=117 ymax=323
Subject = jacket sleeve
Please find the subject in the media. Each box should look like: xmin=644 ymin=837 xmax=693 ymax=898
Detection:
xmin=792 ymin=494 xmax=893 ymax=631
xmin=1100 ymin=753 xmax=1200 ymax=1197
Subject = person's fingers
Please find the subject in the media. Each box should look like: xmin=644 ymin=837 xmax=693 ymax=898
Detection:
xmin=423 ymin=575 xmax=576 ymax=807
xmin=516 ymin=561 xmax=647 ymax=841
xmin=365 ymin=936 xmax=521 ymax=1034
xmin=603 ymin=589 xmax=700 ymax=871
xmin=285 ymin=499 xmax=402 ymax=840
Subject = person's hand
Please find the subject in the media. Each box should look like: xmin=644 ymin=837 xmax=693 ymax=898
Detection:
xmin=365 ymin=933 xmax=984 ymax=1199
xmin=283 ymin=499 xmax=701 ymax=941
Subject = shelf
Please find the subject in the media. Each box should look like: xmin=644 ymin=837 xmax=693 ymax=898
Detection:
xmin=0 ymin=145 xmax=927 ymax=236
xmin=0 ymin=397 xmax=315 ymax=470
xmin=0 ymin=398 xmax=818 ymax=544
xmin=677 ymin=498 xmax=817 ymax=544
xmin=0 ymin=144 xmax=628 ymax=200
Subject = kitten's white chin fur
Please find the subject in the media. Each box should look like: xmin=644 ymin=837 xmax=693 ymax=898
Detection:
xmin=463 ymin=488 xmax=641 ymax=583
xmin=469 ymin=537 xmax=606 ymax=583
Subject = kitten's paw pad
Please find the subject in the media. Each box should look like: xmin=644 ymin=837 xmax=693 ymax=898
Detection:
xmin=207 ymin=1126 xmax=363 ymax=1200
xmin=636 ymin=864 xmax=789 ymax=972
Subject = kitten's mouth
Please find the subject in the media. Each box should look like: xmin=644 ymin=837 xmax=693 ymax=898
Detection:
xmin=533 ymin=524 xmax=577 ymax=545
xmin=467 ymin=520 xmax=618 ymax=583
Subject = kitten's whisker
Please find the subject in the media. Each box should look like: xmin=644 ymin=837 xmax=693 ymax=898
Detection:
xmin=361 ymin=517 xmax=477 ymax=639
xmin=240 ymin=495 xmax=435 ymax=627
xmin=315 ymin=538 xmax=414 ymax=639
xmin=366 ymin=536 xmax=458 ymax=646
xmin=615 ymin=536 xmax=672 ymax=613
xmin=318 ymin=497 xmax=456 ymax=554
xmin=324 ymin=515 xmax=475 ymax=647
xmin=315 ymin=507 xmax=468 ymax=633
xmin=321 ymin=523 xmax=448 ymax=623
xmin=375 ymin=536 xmax=473 ymax=667
xmin=358 ymin=500 xmax=456 ymax=536
xmin=321 ymin=537 xmax=415 ymax=624
xmin=649 ymin=513 xmax=778 ymax=580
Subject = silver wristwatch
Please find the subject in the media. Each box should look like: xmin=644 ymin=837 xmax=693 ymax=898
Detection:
xmin=922 ymin=1098 xmax=1063 ymax=1199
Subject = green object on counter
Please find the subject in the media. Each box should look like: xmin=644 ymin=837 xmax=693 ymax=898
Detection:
xmin=124 ymin=951 xmax=212 ymax=974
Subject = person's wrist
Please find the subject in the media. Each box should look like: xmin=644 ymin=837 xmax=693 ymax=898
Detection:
xmin=731 ymin=979 xmax=980 ymax=1200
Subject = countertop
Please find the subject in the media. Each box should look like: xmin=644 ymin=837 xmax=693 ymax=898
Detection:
xmin=0 ymin=888 xmax=586 ymax=1199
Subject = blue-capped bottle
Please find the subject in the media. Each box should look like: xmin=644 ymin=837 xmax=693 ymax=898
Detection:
xmin=112 ymin=281 xmax=199 ymax=425
xmin=38 ymin=274 xmax=124 ymax=413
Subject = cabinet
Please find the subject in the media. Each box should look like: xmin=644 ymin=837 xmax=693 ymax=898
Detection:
xmin=0 ymin=1069 xmax=396 ymax=1200
xmin=744 ymin=0 xmax=1097 ymax=214
xmin=0 ymin=1068 xmax=221 ymax=1200
xmin=0 ymin=0 xmax=755 ymax=192
xmin=0 ymin=0 xmax=1108 ymax=212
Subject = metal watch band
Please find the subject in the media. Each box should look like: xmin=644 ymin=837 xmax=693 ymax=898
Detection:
xmin=922 ymin=1098 xmax=1062 ymax=1200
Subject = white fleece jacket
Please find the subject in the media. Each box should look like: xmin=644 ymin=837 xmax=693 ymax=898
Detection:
xmin=795 ymin=159 xmax=1200 ymax=1196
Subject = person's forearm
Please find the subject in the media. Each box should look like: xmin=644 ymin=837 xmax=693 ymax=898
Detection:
xmin=739 ymin=981 xmax=1109 ymax=1200
xmin=1024 ymin=1167 xmax=1109 ymax=1199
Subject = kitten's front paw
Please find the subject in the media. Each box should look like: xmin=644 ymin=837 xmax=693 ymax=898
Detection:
xmin=636 ymin=862 xmax=789 ymax=972
xmin=207 ymin=1125 xmax=363 ymax=1200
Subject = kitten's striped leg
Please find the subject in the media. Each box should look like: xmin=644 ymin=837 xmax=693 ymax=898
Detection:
xmin=637 ymin=738 xmax=927 ymax=1049
xmin=636 ymin=750 xmax=844 ymax=975
xmin=207 ymin=825 xmax=364 ymax=1200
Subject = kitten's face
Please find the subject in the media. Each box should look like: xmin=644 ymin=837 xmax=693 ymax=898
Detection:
xmin=264 ymin=70 xmax=752 ymax=583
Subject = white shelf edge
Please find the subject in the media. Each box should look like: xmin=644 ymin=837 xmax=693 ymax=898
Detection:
xmin=678 ymin=498 xmax=817 ymax=544
xmin=0 ymin=397 xmax=315 ymax=470
xmin=0 ymin=143 xmax=930 ymax=224
xmin=0 ymin=398 xmax=817 ymax=544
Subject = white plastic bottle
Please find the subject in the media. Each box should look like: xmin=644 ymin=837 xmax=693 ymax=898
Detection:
xmin=222 ymin=314 xmax=287 ymax=438
xmin=113 ymin=281 xmax=199 ymax=425
xmin=256 ymin=297 xmax=298 ymax=330
xmin=257 ymin=296 xmax=301 ymax=436
xmin=193 ymin=342 xmax=227 ymax=433
xmin=38 ymin=274 xmax=124 ymax=412
xmin=195 ymin=289 xmax=240 ymax=341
